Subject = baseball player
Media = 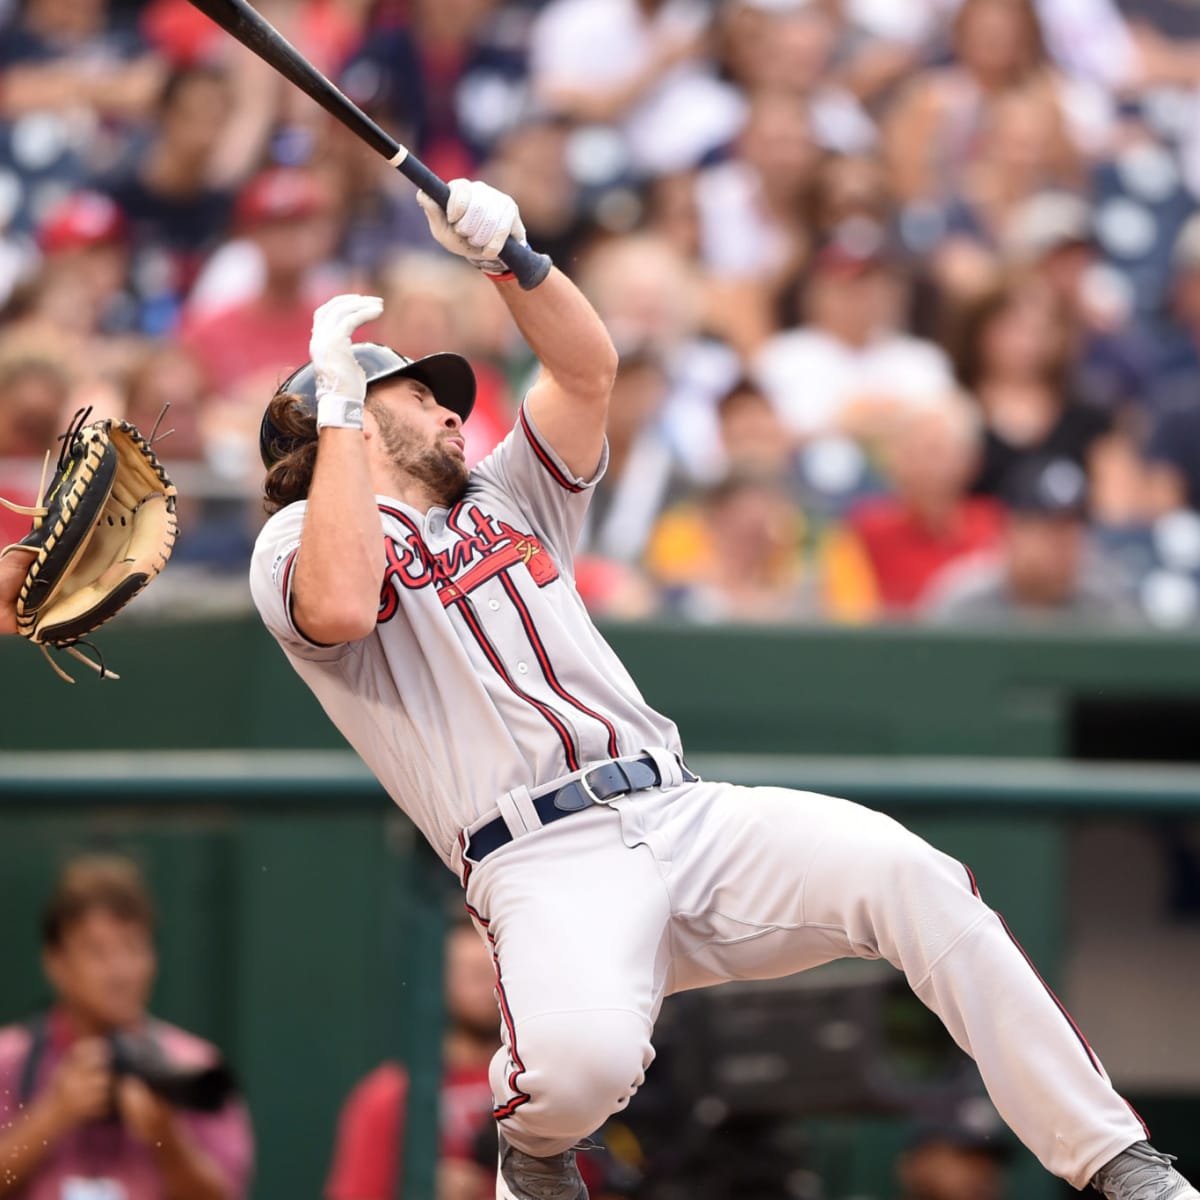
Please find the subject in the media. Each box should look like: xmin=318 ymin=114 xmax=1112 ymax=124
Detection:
xmin=248 ymin=179 xmax=1197 ymax=1200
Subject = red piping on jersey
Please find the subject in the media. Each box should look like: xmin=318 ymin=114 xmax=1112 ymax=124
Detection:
xmin=376 ymin=505 xmax=428 ymax=624
xmin=375 ymin=502 xmax=580 ymax=766
xmin=519 ymin=406 xmax=584 ymax=493
xmin=962 ymin=864 xmax=1150 ymax=1137
xmin=458 ymin=830 xmax=473 ymax=889
xmin=498 ymin=570 xmax=620 ymax=759
xmin=463 ymin=901 xmax=531 ymax=1119
xmin=379 ymin=503 xmax=422 ymax=526
xmin=993 ymin=909 xmax=1108 ymax=1076
xmin=454 ymin=596 xmax=581 ymax=772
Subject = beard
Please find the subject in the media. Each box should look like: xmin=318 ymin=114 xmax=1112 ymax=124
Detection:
xmin=371 ymin=402 xmax=469 ymax=507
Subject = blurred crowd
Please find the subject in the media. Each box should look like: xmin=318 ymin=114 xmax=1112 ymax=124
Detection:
xmin=2 ymin=0 xmax=1200 ymax=628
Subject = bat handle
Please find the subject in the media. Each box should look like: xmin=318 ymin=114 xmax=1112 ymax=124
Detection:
xmin=393 ymin=152 xmax=553 ymax=292
xmin=497 ymin=235 xmax=554 ymax=291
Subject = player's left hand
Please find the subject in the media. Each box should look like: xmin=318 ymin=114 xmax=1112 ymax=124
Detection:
xmin=416 ymin=179 xmax=527 ymax=276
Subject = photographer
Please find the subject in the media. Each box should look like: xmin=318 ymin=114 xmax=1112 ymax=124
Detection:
xmin=0 ymin=856 xmax=253 ymax=1200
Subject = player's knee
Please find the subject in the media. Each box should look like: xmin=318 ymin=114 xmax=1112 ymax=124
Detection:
xmin=851 ymin=822 xmax=990 ymax=966
xmin=508 ymin=1010 xmax=653 ymax=1142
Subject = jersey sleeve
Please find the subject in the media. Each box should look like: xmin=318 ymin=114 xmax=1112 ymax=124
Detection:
xmin=470 ymin=399 xmax=608 ymax=568
xmin=249 ymin=503 xmax=354 ymax=662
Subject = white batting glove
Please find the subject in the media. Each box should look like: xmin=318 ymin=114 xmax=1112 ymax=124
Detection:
xmin=416 ymin=179 xmax=527 ymax=276
xmin=309 ymin=293 xmax=383 ymax=430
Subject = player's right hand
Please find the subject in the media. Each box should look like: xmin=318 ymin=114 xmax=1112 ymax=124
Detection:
xmin=309 ymin=293 xmax=384 ymax=413
xmin=44 ymin=1037 xmax=114 ymax=1130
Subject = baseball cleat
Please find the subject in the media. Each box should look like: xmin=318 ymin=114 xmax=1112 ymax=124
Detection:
xmin=496 ymin=1128 xmax=589 ymax=1200
xmin=1092 ymin=1142 xmax=1200 ymax=1200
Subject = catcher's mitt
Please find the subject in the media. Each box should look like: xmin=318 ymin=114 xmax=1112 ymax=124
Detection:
xmin=0 ymin=407 xmax=178 ymax=681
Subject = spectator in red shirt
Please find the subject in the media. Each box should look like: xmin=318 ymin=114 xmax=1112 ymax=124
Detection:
xmin=848 ymin=393 xmax=1004 ymax=614
xmin=6 ymin=192 xmax=147 ymax=387
xmin=0 ymin=855 xmax=254 ymax=1200
xmin=182 ymin=166 xmax=343 ymax=398
xmin=325 ymin=919 xmax=499 ymax=1200
xmin=180 ymin=166 xmax=346 ymax=480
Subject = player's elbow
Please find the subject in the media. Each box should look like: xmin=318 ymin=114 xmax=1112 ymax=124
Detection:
xmin=594 ymin=338 xmax=620 ymax=397
xmin=542 ymin=349 xmax=617 ymax=423
xmin=292 ymin=592 xmax=378 ymax=645
xmin=568 ymin=341 xmax=619 ymax=411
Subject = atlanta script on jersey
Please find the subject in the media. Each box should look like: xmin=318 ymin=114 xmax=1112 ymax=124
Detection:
xmin=250 ymin=402 xmax=682 ymax=861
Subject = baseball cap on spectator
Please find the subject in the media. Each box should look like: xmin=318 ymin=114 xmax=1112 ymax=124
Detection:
xmin=1171 ymin=213 xmax=1200 ymax=275
xmin=1005 ymin=191 xmax=1093 ymax=262
xmin=37 ymin=192 xmax=129 ymax=256
xmin=1001 ymin=455 xmax=1089 ymax=518
xmin=234 ymin=168 xmax=329 ymax=228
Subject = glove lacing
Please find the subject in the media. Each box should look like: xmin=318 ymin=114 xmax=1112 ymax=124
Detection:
xmin=40 ymin=638 xmax=117 ymax=684
xmin=0 ymin=449 xmax=53 ymax=522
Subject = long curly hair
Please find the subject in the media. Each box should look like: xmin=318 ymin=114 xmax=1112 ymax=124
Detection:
xmin=262 ymin=393 xmax=319 ymax=514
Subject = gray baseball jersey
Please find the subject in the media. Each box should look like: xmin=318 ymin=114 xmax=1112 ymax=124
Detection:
xmin=250 ymin=401 xmax=683 ymax=863
xmin=251 ymin=402 xmax=1156 ymax=1191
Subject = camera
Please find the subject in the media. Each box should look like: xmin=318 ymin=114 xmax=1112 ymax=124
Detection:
xmin=107 ymin=1031 xmax=239 ymax=1112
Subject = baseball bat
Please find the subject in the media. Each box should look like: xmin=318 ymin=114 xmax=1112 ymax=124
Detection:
xmin=187 ymin=0 xmax=553 ymax=290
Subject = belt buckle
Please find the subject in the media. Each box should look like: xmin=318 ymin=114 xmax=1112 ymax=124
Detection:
xmin=579 ymin=759 xmax=628 ymax=806
xmin=578 ymin=764 xmax=608 ymax=806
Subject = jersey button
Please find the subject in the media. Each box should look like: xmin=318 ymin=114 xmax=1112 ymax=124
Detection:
xmin=488 ymin=599 xmax=500 ymax=611
xmin=517 ymin=662 xmax=529 ymax=674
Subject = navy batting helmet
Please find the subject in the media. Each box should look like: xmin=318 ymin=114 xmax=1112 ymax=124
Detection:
xmin=260 ymin=343 xmax=476 ymax=469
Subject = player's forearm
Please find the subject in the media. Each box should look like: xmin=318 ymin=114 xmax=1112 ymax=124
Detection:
xmin=293 ymin=432 xmax=385 ymax=643
xmin=493 ymin=267 xmax=616 ymax=479
xmin=493 ymin=268 xmax=618 ymax=407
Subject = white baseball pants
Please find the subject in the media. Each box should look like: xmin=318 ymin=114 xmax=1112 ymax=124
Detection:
xmin=460 ymin=780 xmax=1145 ymax=1188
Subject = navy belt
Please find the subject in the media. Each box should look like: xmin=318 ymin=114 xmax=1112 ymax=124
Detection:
xmin=466 ymin=755 xmax=697 ymax=863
